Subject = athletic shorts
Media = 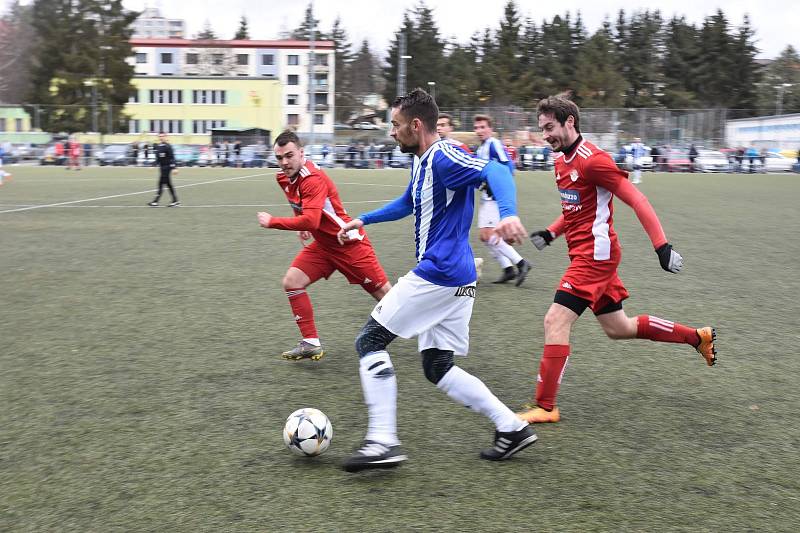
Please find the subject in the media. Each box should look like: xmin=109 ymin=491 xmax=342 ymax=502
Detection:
xmin=557 ymin=255 xmax=629 ymax=314
xmin=291 ymin=240 xmax=388 ymax=294
xmin=371 ymin=271 xmax=475 ymax=355
xmin=478 ymin=198 xmax=500 ymax=228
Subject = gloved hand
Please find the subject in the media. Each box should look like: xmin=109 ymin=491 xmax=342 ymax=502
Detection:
xmin=656 ymin=243 xmax=683 ymax=273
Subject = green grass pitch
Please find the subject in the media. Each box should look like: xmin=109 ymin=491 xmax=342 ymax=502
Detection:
xmin=1 ymin=166 xmax=799 ymax=531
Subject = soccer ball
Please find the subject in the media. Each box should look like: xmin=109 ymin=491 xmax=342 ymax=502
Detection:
xmin=283 ymin=408 xmax=333 ymax=456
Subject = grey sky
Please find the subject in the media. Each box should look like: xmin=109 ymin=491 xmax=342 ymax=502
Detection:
xmin=126 ymin=1 xmax=795 ymax=59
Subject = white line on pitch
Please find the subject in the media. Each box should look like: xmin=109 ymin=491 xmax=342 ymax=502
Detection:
xmin=0 ymin=171 xmax=271 ymax=214
xmin=16 ymin=200 xmax=394 ymax=209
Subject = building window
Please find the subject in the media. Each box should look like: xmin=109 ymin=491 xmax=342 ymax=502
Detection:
xmin=212 ymin=53 xmax=224 ymax=65
xmin=186 ymin=53 xmax=198 ymax=65
xmin=288 ymin=74 xmax=299 ymax=85
xmin=149 ymin=89 xmax=182 ymax=104
xmin=287 ymin=114 xmax=299 ymax=126
xmin=262 ymin=54 xmax=274 ymax=66
xmin=288 ymin=54 xmax=299 ymax=66
xmin=314 ymin=114 xmax=324 ymax=125
xmin=314 ymin=73 xmax=328 ymax=88
xmin=237 ymin=54 xmax=249 ymax=66
xmin=149 ymin=119 xmax=183 ymax=134
xmin=135 ymin=53 xmax=147 ymax=63
xmin=287 ymin=94 xmax=299 ymax=106
xmin=160 ymin=53 xmax=173 ymax=64
xmin=314 ymin=93 xmax=328 ymax=106
xmin=191 ymin=90 xmax=226 ymax=104
xmin=192 ymin=119 xmax=227 ymax=134
xmin=128 ymin=91 xmax=139 ymax=103
xmin=0 ymin=118 xmax=6 ymax=131
xmin=314 ymin=53 xmax=328 ymax=66
xmin=15 ymin=118 xmax=23 ymax=131
xmin=128 ymin=119 xmax=140 ymax=134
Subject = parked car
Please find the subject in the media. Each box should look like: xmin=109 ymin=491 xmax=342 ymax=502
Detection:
xmin=387 ymin=146 xmax=412 ymax=168
xmin=755 ymin=151 xmax=794 ymax=173
xmin=174 ymin=145 xmax=199 ymax=166
xmin=694 ymin=150 xmax=730 ymax=173
xmin=519 ymin=146 xmax=554 ymax=170
xmin=616 ymin=144 xmax=654 ymax=171
xmin=305 ymin=144 xmax=334 ymax=167
xmin=663 ymin=149 xmax=691 ymax=172
xmin=98 ymin=144 xmax=134 ymax=166
xmin=39 ymin=145 xmax=67 ymax=166
xmin=237 ymin=145 xmax=267 ymax=167
xmin=352 ymin=121 xmax=381 ymax=130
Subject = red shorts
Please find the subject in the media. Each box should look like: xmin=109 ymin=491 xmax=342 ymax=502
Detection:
xmin=557 ymin=255 xmax=629 ymax=313
xmin=291 ymin=240 xmax=388 ymax=294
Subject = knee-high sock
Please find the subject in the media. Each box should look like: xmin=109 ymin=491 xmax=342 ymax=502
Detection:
xmin=534 ymin=344 xmax=570 ymax=411
xmin=437 ymin=366 xmax=523 ymax=432
xmin=484 ymin=239 xmax=513 ymax=268
xmin=495 ymin=239 xmax=523 ymax=264
xmin=285 ymin=288 xmax=318 ymax=340
xmin=359 ymin=351 xmax=399 ymax=445
xmin=636 ymin=315 xmax=699 ymax=345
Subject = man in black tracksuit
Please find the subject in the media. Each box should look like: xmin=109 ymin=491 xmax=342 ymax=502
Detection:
xmin=148 ymin=133 xmax=179 ymax=207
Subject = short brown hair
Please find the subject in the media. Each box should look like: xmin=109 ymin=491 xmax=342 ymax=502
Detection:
xmin=274 ymin=129 xmax=303 ymax=148
xmin=392 ymin=88 xmax=438 ymax=133
xmin=536 ymin=96 xmax=581 ymax=133
xmin=438 ymin=113 xmax=453 ymax=125
xmin=473 ymin=114 xmax=492 ymax=127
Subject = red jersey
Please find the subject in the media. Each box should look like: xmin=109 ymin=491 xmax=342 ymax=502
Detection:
xmin=506 ymin=145 xmax=518 ymax=165
xmin=69 ymin=141 xmax=81 ymax=157
xmin=443 ymin=137 xmax=472 ymax=154
xmin=268 ymin=160 xmax=365 ymax=249
xmin=553 ymin=139 xmax=628 ymax=261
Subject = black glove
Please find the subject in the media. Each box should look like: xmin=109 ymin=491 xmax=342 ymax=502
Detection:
xmin=530 ymin=230 xmax=555 ymax=250
xmin=656 ymin=243 xmax=683 ymax=273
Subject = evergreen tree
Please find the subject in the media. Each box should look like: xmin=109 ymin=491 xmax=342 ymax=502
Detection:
xmin=758 ymin=45 xmax=800 ymax=114
xmin=28 ymin=0 xmax=138 ymax=133
xmin=195 ymin=20 xmax=217 ymax=40
xmin=350 ymin=40 xmax=380 ymax=97
xmin=695 ymin=10 xmax=736 ymax=107
xmin=0 ymin=1 xmax=36 ymax=105
xmin=439 ymin=39 xmax=479 ymax=109
xmin=661 ymin=16 xmax=700 ymax=108
xmin=291 ymin=2 xmax=324 ymax=41
xmin=729 ymin=14 xmax=761 ymax=112
xmin=573 ymin=23 xmax=627 ymax=107
xmin=234 ymin=16 xmax=249 ymax=40
xmin=329 ymin=17 xmax=355 ymax=121
xmin=619 ymin=10 xmax=663 ymax=107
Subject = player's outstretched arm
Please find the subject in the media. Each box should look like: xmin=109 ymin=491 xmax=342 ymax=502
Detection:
xmin=529 ymin=215 xmax=565 ymax=250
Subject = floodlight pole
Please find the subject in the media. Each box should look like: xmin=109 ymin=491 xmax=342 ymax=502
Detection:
xmin=308 ymin=0 xmax=316 ymax=146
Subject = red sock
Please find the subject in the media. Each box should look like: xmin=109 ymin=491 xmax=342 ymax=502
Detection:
xmin=636 ymin=315 xmax=699 ymax=346
xmin=286 ymin=288 xmax=318 ymax=339
xmin=534 ymin=344 xmax=570 ymax=411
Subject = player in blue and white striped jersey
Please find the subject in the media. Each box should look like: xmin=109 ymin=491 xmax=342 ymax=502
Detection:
xmin=337 ymin=89 xmax=537 ymax=472
xmin=474 ymin=114 xmax=532 ymax=285
xmin=630 ymin=137 xmax=647 ymax=184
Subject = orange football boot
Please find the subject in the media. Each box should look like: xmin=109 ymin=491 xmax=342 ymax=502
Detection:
xmin=516 ymin=405 xmax=560 ymax=424
xmin=695 ymin=327 xmax=717 ymax=366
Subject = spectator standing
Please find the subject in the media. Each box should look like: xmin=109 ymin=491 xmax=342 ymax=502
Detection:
xmin=688 ymin=144 xmax=698 ymax=174
xmin=148 ymin=133 xmax=179 ymax=207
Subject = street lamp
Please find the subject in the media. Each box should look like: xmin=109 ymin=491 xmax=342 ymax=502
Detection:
xmin=427 ymin=81 xmax=436 ymax=101
xmin=775 ymin=83 xmax=794 ymax=115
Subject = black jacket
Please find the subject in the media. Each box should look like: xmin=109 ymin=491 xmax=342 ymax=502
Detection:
xmin=154 ymin=142 xmax=176 ymax=168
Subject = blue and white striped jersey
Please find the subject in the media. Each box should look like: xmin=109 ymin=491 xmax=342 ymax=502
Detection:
xmin=476 ymin=137 xmax=515 ymax=173
xmin=630 ymin=142 xmax=647 ymax=160
xmin=359 ymin=139 xmax=517 ymax=287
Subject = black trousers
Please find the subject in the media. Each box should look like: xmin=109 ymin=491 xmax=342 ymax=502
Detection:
xmin=154 ymin=166 xmax=177 ymax=201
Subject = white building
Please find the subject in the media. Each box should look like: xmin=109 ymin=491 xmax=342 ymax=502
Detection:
xmin=129 ymin=38 xmax=335 ymax=137
xmin=726 ymin=113 xmax=800 ymax=150
xmin=132 ymin=7 xmax=186 ymax=39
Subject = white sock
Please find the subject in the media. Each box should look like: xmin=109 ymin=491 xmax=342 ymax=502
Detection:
xmin=484 ymin=240 xmax=512 ymax=268
xmin=436 ymin=366 xmax=524 ymax=432
xmin=495 ymin=239 xmax=523 ymax=264
xmin=633 ymin=169 xmax=642 ymax=182
xmin=359 ymin=351 xmax=400 ymax=445
xmin=302 ymin=338 xmax=321 ymax=346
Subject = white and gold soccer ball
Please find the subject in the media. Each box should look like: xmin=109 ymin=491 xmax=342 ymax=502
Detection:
xmin=283 ymin=408 xmax=333 ymax=457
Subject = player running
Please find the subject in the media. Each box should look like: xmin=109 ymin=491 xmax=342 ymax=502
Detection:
xmin=257 ymin=130 xmax=390 ymax=361
xmin=516 ymin=96 xmax=717 ymax=425
xmin=474 ymin=114 xmax=531 ymax=286
xmin=337 ymin=89 xmax=536 ymax=473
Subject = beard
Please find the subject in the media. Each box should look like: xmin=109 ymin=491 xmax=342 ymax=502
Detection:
xmin=398 ymin=142 xmax=419 ymax=154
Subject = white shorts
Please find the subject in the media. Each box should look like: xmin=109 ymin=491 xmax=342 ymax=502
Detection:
xmin=478 ymin=198 xmax=500 ymax=228
xmin=371 ymin=271 xmax=475 ymax=355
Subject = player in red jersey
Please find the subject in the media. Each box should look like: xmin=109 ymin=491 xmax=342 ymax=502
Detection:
xmin=436 ymin=113 xmax=472 ymax=153
xmin=515 ymin=96 xmax=717 ymax=424
xmin=68 ymin=138 xmax=82 ymax=170
xmin=257 ymin=130 xmax=391 ymax=361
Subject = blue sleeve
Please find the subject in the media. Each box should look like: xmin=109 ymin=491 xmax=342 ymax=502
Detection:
xmin=436 ymin=142 xmax=488 ymax=189
xmin=482 ymin=161 xmax=517 ymax=219
xmin=489 ymin=139 xmax=515 ymax=175
xmin=359 ymin=180 xmax=414 ymax=225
